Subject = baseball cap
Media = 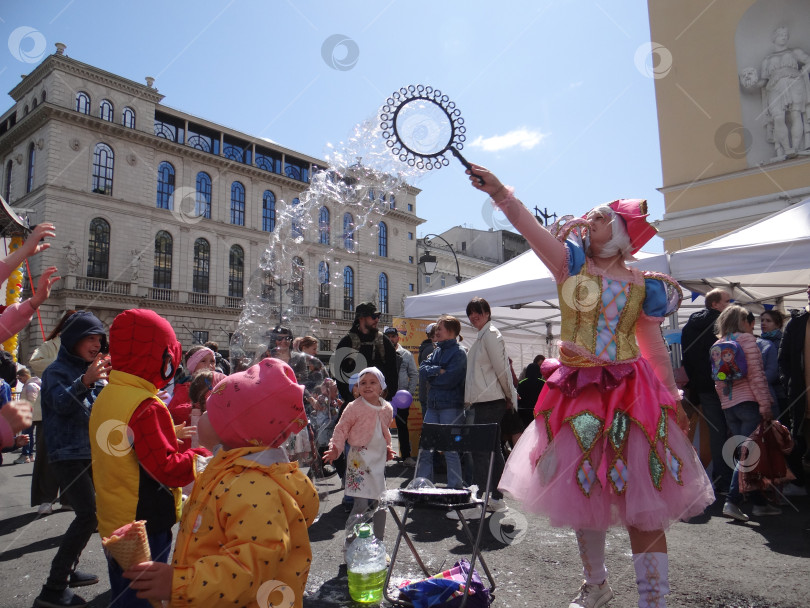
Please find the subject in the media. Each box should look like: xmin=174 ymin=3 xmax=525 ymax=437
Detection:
xmin=355 ymin=302 xmax=380 ymax=319
xmin=425 ymin=323 xmax=436 ymax=334
xmin=383 ymin=326 xmax=398 ymax=336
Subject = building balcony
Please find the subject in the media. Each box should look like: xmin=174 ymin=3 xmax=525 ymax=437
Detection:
xmin=73 ymin=276 xmax=131 ymax=296
xmin=53 ymin=276 xmax=397 ymax=325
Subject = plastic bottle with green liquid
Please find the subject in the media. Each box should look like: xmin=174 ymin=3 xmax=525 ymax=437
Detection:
xmin=346 ymin=523 xmax=387 ymax=603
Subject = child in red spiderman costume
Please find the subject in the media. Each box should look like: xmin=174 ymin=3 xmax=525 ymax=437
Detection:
xmin=89 ymin=309 xmax=210 ymax=608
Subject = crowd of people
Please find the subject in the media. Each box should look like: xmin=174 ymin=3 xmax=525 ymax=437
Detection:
xmin=2 ymin=176 xmax=808 ymax=608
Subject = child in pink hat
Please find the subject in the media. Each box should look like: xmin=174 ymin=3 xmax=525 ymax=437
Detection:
xmin=324 ymin=367 xmax=395 ymax=551
xmin=124 ymin=358 xmax=319 ymax=608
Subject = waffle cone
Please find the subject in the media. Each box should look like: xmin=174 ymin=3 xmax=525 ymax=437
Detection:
xmin=102 ymin=520 xmax=163 ymax=608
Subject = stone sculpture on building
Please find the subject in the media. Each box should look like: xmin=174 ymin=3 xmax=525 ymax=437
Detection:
xmin=740 ymin=25 xmax=810 ymax=160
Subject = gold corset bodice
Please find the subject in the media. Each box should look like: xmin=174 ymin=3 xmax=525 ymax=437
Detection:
xmin=557 ymin=265 xmax=646 ymax=363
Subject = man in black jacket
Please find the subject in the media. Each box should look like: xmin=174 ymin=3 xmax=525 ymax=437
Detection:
xmin=681 ymin=288 xmax=732 ymax=493
xmin=333 ymin=302 xmax=398 ymax=404
xmin=778 ymin=285 xmax=810 ymax=478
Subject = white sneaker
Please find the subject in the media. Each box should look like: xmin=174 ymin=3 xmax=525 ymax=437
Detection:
xmin=722 ymin=501 xmax=749 ymax=522
xmin=37 ymin=503 xmax=53 ymax=515
xmin=752 ymin=504 xmax=781 ymax=517
xmin=402 ymin=457 xmax=417 ymax=467
xmin=446 ymin=505 xmax=483 ymax=520
xmin=486 ymin=498 xmax=508 ymax=513
xmin=568 ymin=580 xmax=614 ymax=608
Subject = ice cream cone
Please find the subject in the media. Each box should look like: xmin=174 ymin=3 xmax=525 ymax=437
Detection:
xmin=102 ymin=520 xmax=163 ymax=608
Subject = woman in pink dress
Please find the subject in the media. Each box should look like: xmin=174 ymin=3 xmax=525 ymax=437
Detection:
xmin=466 ymin=164 xmax=713 ymax=608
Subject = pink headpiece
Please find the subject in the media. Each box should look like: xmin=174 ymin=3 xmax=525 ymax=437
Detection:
xmin=606 ymin=199 xmax=658 ymax=254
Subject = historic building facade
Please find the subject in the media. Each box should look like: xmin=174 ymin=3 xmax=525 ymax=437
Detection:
xmin=648 ymin=0 xmax=810 ymax=250
xmin=0 ymin=45 xmax=424 ymax=360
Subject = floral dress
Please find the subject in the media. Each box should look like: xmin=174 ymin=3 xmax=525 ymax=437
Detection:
xmin=344 ymin=398 xmax=388 ymax=500
xmin=500 ymin=240 xmax=714 ymax=531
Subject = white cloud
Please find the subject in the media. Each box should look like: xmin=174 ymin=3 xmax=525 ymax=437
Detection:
xmin=468 ymin=128 xmax=547 ymax=152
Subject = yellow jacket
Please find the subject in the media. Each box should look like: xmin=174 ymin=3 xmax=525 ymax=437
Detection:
xmin=170 ymin=446 xmax=319 ymax=608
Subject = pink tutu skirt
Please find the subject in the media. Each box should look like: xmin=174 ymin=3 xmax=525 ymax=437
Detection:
xmin=500 ymin=359 xmax=714 ymax=531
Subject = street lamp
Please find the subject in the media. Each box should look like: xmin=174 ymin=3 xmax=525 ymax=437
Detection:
xmin=418 ymin=233 xmax=462 ymax=284
xmin=263 ymin=276 xmax=296 ymax=325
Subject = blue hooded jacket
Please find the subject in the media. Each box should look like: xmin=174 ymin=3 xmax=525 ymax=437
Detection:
xmin=419 ymin=338 xmax=466 ymax=410
xmin=42 ymin=311 xmax=107 ymax=462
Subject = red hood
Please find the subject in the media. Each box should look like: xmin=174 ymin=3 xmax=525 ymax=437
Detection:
xmin=109 ymin=309 xmax=181 ymax=389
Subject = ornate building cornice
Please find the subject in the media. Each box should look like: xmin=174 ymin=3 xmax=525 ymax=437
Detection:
xmin=10 ymin=54 xmax=164 ymax=103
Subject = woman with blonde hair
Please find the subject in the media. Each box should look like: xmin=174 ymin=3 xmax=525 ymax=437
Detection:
xmin=713 ymin=305 xmax=776 ymax=522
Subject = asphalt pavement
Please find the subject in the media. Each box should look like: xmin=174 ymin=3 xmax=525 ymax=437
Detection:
xmin=1 ymin=445 xmax=809 ymax=608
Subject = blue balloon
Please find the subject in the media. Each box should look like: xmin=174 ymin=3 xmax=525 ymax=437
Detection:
xmin=391 ymin=390 xmax=413 ymax=410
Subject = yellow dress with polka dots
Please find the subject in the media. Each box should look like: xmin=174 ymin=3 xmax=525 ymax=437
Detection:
xmin=170 ymin=445 xmax=319 ymax=608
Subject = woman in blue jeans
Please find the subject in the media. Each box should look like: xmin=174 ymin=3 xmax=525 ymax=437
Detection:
xmin=416 ymin=315 xmax=467 ymax=489
xmin=713 ymin=305 xmax=778 ymax=522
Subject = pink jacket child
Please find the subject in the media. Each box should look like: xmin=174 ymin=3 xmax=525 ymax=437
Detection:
xmin=324 ymin=367 xmax=395 ymax=547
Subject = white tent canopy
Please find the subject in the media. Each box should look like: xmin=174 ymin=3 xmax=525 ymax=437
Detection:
xmin=670 ymin=198 xmax=810 ymax=312
xmin=404 ymin=198 xmax=810 ymax=368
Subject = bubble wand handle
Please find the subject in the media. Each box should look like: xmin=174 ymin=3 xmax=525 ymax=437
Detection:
xmin=450 ymin=148 xmax=485 ymax=186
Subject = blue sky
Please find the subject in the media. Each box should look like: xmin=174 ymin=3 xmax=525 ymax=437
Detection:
xmin=0 ymin=0 xmax=665 ymax=251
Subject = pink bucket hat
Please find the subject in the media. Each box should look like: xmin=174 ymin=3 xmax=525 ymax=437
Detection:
xmin=206 ymin=358 xmax=306 ymax=448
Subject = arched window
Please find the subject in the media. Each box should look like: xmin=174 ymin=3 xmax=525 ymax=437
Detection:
xmin=230 ymin=182 xmax=245 ymax=226
xmin=92 ymin=143 xmax=114 ymax=196
xmin=32 ymin=98 xmax=37 ymax=109
xmin=318 ymin=206 xmax=330 ymax=245
xmin=195 ymin=172 xmax=211 ymax=219
xmin=26 ymin=142 xmax=35 ymax=193
xmin=379 ymin=273 xmax=389 ymax=314
xmin=99 ymin=99 xmax=114 ymax=122
xmin=262 ymin=190 xmax=276 ymax=232
xmin=318 ymin=261 xmax=330 ymax=308
xmin=343 ymin=213 xmax=355 ymax=252
xmin=75 ymin=91 xmax=90 ymax=114
xmin=291 ymin=256 xmax=304 ymax=305
xmin=87 ymin=218 xmax=110 ymax=279
xmin=343 ymin=266 xmax=354 ymax=312
xmin=389 ymin=194 xmax=396 ymax=209
xmin=122 ymin=107 xmax=135 ymax=128
xmin=153 ymin=231 xmax=173 ymax=289
xmin=41 ymin=91 xmax=46 ymax=103
xmin=291 ymin=197 xmax=302 ymax=238
xmin=4 ymin=160 xmax=12 ymax=201
xmin=378 ymin=221 xmax=388 ymax=257
xmin=156 ymin=161 xmax=175 ymax=209
xmin=192 ymin=238 xmax=210 ymax=294
xmin=229 ymin=245 xmax=244 ymax=298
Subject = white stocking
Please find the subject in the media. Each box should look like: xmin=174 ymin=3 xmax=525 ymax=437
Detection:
xmin=632 ymin=552 xmax=669 ymax=608
xmin=575 ymin=529 xmax=607 ymax=585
